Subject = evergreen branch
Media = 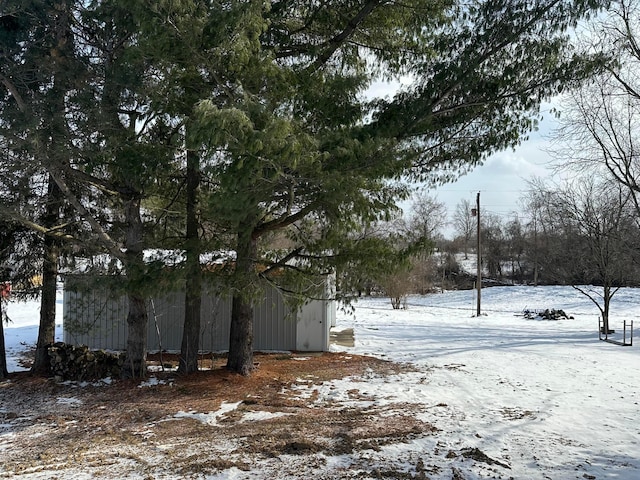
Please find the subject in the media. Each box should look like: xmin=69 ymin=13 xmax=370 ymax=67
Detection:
xmin=0 ymin=210 xmax=76 ymax=242
xmin=294 ymin=251 xmax=340 ymax=261
xmin=259 ymin=271 xmax=331 ymax=301
xmin=60 ymin=162 xmax=120 ymax=196
xmin=254 ymin=201 xmax=320 ymax=238
xmin=1 ymin=66 xmax=122 ymax=255
xmin=152 ymin=177 xmax=187 ymax=229
xmin=401 ymin=0 xmax=566 ymax=136
xmin=285 ymin=0 xmax=329 ymax=37
xmin=46 ymin=166 xmax=124 ymax=261
xmin=0 ymin=72 xmax=27 ymax=112
xmin=259 ymin=247 xmax=304 ymax=277
xmin=307 ymin=0 xmax=384 ymax=73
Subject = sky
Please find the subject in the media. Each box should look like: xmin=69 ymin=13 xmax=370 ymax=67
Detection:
xmin=430 ymin=110 xmax=557 ymax=237
xmin=367 ymin=79 xmax=562 ymax=238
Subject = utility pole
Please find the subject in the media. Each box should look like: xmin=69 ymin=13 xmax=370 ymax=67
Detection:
xmin=475 ymin=192 xmax=481 ymax=316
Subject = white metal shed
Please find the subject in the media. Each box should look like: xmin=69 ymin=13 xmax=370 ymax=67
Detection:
xmin=63 ymin=279 xmax=335 ymax=353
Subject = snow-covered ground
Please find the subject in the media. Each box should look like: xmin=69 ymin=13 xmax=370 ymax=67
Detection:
xmin=331 ymin=286 xmax=640 ymax=479
xmin=3 ymin=289 xmax=64 ymax=372
xmin=2 ymin=285 xmax=640 ymax=479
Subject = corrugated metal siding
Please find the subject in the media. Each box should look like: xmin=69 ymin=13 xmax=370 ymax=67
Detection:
xmin=64 ymin=283 xmax=302 ymax=352
xmin=147 ymin=291 xmax=185 ymax=351
xmin=197 ymin=292 xmax=231 ymax=352
xmin=252 ymin=285 xmax=296 ymax=351
xmin=64 ymin=289 xmax=129 ymax=350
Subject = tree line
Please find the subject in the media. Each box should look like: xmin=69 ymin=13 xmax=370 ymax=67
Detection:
xmin=372 ymin=176 xmax=640 ymax=335
xmin=0 ymin=0 xmax=613 ymax=379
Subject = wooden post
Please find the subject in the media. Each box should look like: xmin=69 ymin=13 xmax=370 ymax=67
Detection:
xmin=476 ymin=192 xmax=481 ymax=317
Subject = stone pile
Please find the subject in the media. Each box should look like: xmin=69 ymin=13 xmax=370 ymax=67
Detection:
xmin=48 ymin=342 xmax=124 ymax=381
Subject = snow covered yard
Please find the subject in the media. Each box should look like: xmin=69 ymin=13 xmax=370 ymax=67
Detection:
xmin=332 ymin=286 xmax=640 ymax=479
xmin=1 ymin=285 xmax=639 ymax=479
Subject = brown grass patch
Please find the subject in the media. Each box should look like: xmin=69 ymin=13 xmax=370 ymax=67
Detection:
xmin=0 ymin=352 xmax=440 ymax=478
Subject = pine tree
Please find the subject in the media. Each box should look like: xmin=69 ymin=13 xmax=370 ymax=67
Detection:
xmin=1 ymin=0 xmax=612 ymax=379
xmin=190 ymin=0 xmax=609 ymax=374
xmin=132 ymin=0 xmax=245 ymax=373
xmin=1 ymin=0 xmax=180 ymax=378
xmin=0 ymin=0 xmax=83 ymax=375
xmin=69 ymin=0 xmax=175 ymax=378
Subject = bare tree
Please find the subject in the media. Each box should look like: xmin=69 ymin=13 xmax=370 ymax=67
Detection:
xmin=551 ymin=0 xmax=640 ymax=218
xmin=378 ymin=271 xmax=412 ymax=309
xmin=505 ymin=216 xmax=527 ymax=284
xmin=453 ymin=199 xmax=474 ymax=258
xmin=528 ymin=176 xmax=639 ymax=333
xmin=522 ymin=180 xmax=576 ymax=285
xmin=406 ymin=193 xmax=447 ymax=243
xmin=401 ymin=193 xmax=446 ymax=293
xmin=481 ymin=213 xmax=505 ymax=280
xmin=544 ymin=1 xmax=640 ymax=332
xmin=521 ymin=187 xmax=551 ymax=286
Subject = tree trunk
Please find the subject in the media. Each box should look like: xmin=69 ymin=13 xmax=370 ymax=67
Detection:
xmin=31 ymin=176 xmax=62 ymax=376
xmin=31 ymin=235 xmax=58 ymax=375
xmin=123 ymin=292 xmax=148 ymax=378
xmin=602 ymin=285 xmax=612 ymax=334
xmin=179 ymin=149 xmax=201 ymax=374
xmin=31 ymin=2 xmax=71 ymax=375
xmin=0 ymin=300 xmax=8 ymax=379
xmin=533 ymin=224 xmax=539 ymax=287
xmin=227 ymin=294 xmax=255 ymax=375
xmin=121 ymin=196 xmax=148 ymax=379
xmin=226 ymin=230 xmax=257 ymax=376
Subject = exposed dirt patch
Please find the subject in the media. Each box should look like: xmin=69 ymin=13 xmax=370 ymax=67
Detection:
xmin=0 ymin=352 xmax=441 ymax=478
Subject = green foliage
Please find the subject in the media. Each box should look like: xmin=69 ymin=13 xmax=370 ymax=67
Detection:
xmin=370 ymin=0 xmax=610 ymax=183
xmin=0 ymin=219 xmax=41 ymax=298
xmin=0 ymin=0 xmax=613 ymax=372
